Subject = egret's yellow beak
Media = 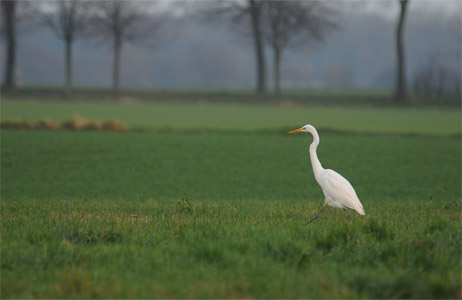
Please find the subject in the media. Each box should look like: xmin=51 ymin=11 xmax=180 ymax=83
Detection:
xmin=288 ymin=128 xmax=303 ymax=134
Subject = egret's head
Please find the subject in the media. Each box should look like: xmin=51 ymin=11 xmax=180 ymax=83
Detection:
xmin=288 ymin=124 xmax=314 ymax=134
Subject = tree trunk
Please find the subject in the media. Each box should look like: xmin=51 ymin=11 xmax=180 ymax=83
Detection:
xmin=249 ymin=0 xmax=267 ymax=95
xmin=273 ymin=46 xmax=281 ymax=96
xmin=2 ymin=0 xmax=17 ymax=89
xmin=65 ymin=39 xmax=73 ymax=98
xmin=112 ymin=36 xmax=121 ymax=101
xmin=394 ymin=0 xmax=409 ymax=103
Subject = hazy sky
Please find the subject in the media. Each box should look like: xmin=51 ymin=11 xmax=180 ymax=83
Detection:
xmin=355 ymin=0 xmax=461 ymax=19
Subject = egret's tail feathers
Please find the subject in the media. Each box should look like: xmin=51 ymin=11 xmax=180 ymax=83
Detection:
xmin=356 ymin=206 xmax=365 ymax=215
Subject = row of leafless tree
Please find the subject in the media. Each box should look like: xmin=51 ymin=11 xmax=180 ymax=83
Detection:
xmin=1 ymin=0 xmax=166 ymax=100
xmin=3 ymin=0 xmax=453 ymax=103
xmin=196 ymin=1 xmax=338 ymax=96
xmin=2 ymin=0 xmax=338 ymax=99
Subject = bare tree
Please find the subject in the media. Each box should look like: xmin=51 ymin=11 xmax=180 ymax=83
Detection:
xmin=262 ymin=1 xmax=337 ymax=95
xmin=194 ymin=0 xmax=267 ymax=94
xmin=1 ymin=0 xmax=17 ymax=89
xmin=1 ymin=0 xmax=40 ymax=89
xmin=393 ymin=0 xmax=409 ymax=103
xmin=41 ymin=1 xmax=91 ymax=98
xmin=248 ymin=0 xmax=267 ymax=94
xmin=90 ymin=0 xmax=165 ymax=100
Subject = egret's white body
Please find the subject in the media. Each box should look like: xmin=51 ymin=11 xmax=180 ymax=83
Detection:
xmin=318 ymin=169 xmax=365 ymax=214
xmin=289 ymin=124 xmax=364 ymax=223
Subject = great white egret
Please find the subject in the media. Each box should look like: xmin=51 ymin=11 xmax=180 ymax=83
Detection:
xmin=289 ymin=124 xmax=365 ymax=224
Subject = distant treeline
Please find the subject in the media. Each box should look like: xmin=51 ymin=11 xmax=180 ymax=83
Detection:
xmin=2 ymin=87 xmax=460 ymax=107
xmin=1 ymin=1 xmax=460 ymax=104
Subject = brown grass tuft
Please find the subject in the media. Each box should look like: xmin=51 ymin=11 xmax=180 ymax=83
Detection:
xmin=1 ymin=119 xmax=34 ymax=129
xmin=2 ymin=115 xmax=128 ymax=132
xmin=35 ymin=119 xmax=60 ymax=130
xmin=62 ymin=115 xmax=88 ymax=131
xmin=102 ymin=119 xmax=128 ymax=132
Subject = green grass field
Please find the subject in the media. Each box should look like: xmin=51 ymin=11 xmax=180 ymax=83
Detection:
xmin=1 ymin=99 xmax=461 ymax=298
xmin=2 ymin=86 xmax=460 ymax=106
xmin=1 ymin=99 xmax=461 ymax=135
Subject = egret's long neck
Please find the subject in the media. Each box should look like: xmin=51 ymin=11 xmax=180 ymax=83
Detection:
xmin=308 ymin=127 xmax=323 ymax=182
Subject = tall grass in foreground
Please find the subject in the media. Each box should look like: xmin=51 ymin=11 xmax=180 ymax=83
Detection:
xmin=1 ymin=197 xmax=460 ymax=298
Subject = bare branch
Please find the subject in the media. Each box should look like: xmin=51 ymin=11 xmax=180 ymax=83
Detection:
xmin=262 ymin=1 xmax=338 ymax=51
xmin=192 ymin=0 xmax=268 ymax=94
xmin=89 ymin=0 xmax=166 ymax=45
xmin=87 ymin=0 xmax=169 ymax=100
xmin=261 ymin=0 xmax=339 ymax=95
xmin=40 ymin=0 xmax=91 ymax=43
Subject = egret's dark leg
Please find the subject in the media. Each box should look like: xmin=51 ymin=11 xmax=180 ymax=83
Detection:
xmin=344 ymin=209 xmax=349 ymax=223
xmin=305 ymin=203 xmax=327 ymax=225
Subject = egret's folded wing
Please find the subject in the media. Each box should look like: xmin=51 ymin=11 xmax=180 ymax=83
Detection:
xmin=321 ymin=169 xmax=365 ymax=214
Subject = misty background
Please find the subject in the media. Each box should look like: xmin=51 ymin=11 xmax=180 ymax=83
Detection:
xmin=2 ymin=0 xmax=461 ymax=90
